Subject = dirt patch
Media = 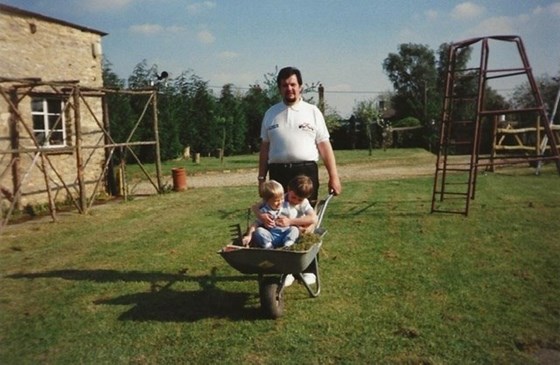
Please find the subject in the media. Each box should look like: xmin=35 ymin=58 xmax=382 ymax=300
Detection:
xmin=147 ymin=162 xmax=437 ymax=193
xmin=532 ymin=348 xmax=560 ymax=365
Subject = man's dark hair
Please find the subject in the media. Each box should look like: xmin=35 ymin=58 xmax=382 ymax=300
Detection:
xmin=276 ymin=66 xmax=302 ymax=88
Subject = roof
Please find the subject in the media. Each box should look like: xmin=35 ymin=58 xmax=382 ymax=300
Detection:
xmin=0 ymin=3 xmax=107 ymax=36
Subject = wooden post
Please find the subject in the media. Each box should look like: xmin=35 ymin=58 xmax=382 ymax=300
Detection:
xmin=318 ymin=83 xmax=324 ymax=113
xmin=536 ymin=115 xmax=541 ymax=155
xmin=8 ymin=89 xmax=21 ymax=210
xmin=102 ymin=94 xmax=118 ymax=196
xmin=152 ymin=89 xmax=163 ymax=193
xmin=489 ymin=115 xmax=499 ymax=172
xmin=73 ymin=87 xmax=86 ymax=213
xmin=40 ymin=153 xmax=57 ymax=222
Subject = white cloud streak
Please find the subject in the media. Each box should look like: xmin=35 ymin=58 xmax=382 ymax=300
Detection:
xmin=197 ymin=30 xmax=215 ymax=44
xmin=451 ymin=2 xmax=486 ymax=20
xmin=129 ymin=24 xmax=187 ymax=35
xmin=187 ymin=1 xmax=216 ymax=15
xmin=219 ymin=51 xmax=239 ymax=59
xmin=129 ymin=23 xmax=164 ymax=35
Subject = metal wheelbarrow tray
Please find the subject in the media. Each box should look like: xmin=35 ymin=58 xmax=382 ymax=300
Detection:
xmin=219 ymin=239 xmax=323 ymax=275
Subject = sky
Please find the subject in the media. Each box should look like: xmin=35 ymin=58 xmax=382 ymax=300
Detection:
xmin=3 ymin=0 xmax=560 ymax=117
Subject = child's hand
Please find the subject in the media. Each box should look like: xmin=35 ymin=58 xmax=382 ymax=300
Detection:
xmin=275 ymin=216 xmax=290 ymax=227
xmin=260 ymin=212 xmax=275 ymax=228
xmin=241 ymin=235 xmax=251 ymax=247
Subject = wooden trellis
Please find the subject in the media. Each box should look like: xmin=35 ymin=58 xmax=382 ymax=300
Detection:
xmin=489 ymin=116 xmax=560 ymax=171
xmin=0 ymin=77 xmax=163 ymax=231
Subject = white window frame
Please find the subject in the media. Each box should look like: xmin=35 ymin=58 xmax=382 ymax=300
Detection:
xmin=31 ymin=97 xmax=68 ymax=148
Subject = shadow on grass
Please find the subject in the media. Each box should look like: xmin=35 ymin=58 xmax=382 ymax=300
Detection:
xmin=331 ymin=199 xmax=432 ymax=218
xmin=7 ymin=268 xmax=266 ymax=322
xmin=94 ymin=287 xmax=260 ymax=322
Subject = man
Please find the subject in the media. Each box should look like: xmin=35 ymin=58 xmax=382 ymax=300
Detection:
xmin=257 ymin=67 xmax=341 ymax=287
xmin=258 ymin=66 xmax=342 ymax=206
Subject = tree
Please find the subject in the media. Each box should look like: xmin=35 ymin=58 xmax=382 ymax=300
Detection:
xmin=353 ymin=99 xmax=380 ymax=155
xmin=102 ymin=59 xmax=134 ymax=145
xmin=218 ymin=84 xmax=248 ymax=155
xmin=187 ymin=77 xmax=218 ymax=156
xmin=383 ymin=43 xmax=437 ymax=124
xmin=323 ymin=104 xmax=342 ymax=134
xmin=242 ymin=84 xmax=272 ymax=152
xmin=157 ymin=82 xmax=183 ymax=160
xmin=510 ymin=73 xmax=560 ymax=124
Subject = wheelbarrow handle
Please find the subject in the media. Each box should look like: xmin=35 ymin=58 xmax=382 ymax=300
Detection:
xmin=315 ymin=193 xmax=334 ymax=230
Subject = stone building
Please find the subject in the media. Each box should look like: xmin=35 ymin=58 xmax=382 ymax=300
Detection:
xmin=0 ymin=3 xmax=108 ymax=213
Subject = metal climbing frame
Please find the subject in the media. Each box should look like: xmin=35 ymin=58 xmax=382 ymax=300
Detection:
xmin=431 ymin=35 xmax=560 ymax=216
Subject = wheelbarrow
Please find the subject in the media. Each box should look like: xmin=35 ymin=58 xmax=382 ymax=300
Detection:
xmin=219 ymin=194 xmax=334 ymax=319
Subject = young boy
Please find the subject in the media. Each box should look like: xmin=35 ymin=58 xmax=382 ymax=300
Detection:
xmin=275 ymin=175 xmax=318 ymax=286
xmin=242 ymin=180 xmax=299 ymax=249
xmin=276 ymin=175 xmax=317 ymax=233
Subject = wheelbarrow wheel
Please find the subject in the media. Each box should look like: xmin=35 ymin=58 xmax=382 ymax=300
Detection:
xmin=259 ymin=277 xmax=284 ymax=319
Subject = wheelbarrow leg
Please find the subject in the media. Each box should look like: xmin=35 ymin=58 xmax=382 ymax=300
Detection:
xmin=297 ymin=255 xmax=321 ymax=298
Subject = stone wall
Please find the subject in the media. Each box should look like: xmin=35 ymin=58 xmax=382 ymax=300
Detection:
xmin=0 ymin=5 xmax=107 ymax=209
xmin=0 ymin=5 xmax=105 ymax=86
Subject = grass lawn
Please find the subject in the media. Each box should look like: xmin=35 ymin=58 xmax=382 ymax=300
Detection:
xmin=125 ymin=148 xmax=435 ymax=180
xmin=1 ymin=152 xmax=559 ymax=364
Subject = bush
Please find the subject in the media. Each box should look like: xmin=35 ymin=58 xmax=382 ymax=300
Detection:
xmin=392 ymin=116 xmax=421 ymax=128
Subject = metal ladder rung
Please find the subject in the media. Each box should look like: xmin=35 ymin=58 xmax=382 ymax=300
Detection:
xmin=435 ymin=191 xmax=470 ymax=196
xmin=436 ymin=170 xmax=471 ymax=175
xmin=453 ymin=67 xmax=481 ymax=73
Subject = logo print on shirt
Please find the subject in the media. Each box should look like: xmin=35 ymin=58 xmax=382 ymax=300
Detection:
xmin=298 ymin=123 xmax=314 ymax=132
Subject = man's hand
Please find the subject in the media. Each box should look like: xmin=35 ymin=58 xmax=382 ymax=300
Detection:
xmin=328 ymin=175 xmax=342 ymax=195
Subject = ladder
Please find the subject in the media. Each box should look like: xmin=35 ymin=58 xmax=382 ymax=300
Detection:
xmin=431 ymin=35 xmax=560 ymax=215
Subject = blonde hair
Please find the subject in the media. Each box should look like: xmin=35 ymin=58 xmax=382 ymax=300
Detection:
xmin=261 ymin=180 xmax=284 ymax=200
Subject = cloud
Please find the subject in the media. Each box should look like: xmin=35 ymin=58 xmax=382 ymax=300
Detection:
xmin=397 ymin=27 xmax=422 ymax=44
xmin=129 ymin=23 xmax=164 ymax=35
xmin=466 ymin=3 xmax=558 ymax=39
xmin=82 ymin=0 xmax=133 ymax=12
xmin=533 ymin=2 xmax=560 ymax=17
xmin=218 ymin=51 xmax=240 ymax=59
xmin=451 ymin=2 xmax=486 ymax=20
xmin=187 ymin=1 xmax=216 ymax=15
xmin=166 ymin=25 xmax=188 ymax=33
xmin=469 ymin=16 xmax=515 ymax=36
xmin=128 ymin=24 xmax=187 ymax=35
xmin=424 ymin=9 xmax=438 ymax=22
xmin=197 ymin=30 xmax=215 ymax=43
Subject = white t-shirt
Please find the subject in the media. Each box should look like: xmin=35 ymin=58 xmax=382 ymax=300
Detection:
xmin=282 ymin=195 xmax=314 ymax=219
xmin=260 ymin=99 xmax=330 ymax=164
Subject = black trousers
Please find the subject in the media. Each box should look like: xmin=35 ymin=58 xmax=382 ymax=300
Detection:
xmin=268 ymin=161 xmax=319 ymax=204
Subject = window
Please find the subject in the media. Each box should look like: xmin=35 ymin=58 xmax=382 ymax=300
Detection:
xmin=31 ymin=97 xmax=67 ymax=147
